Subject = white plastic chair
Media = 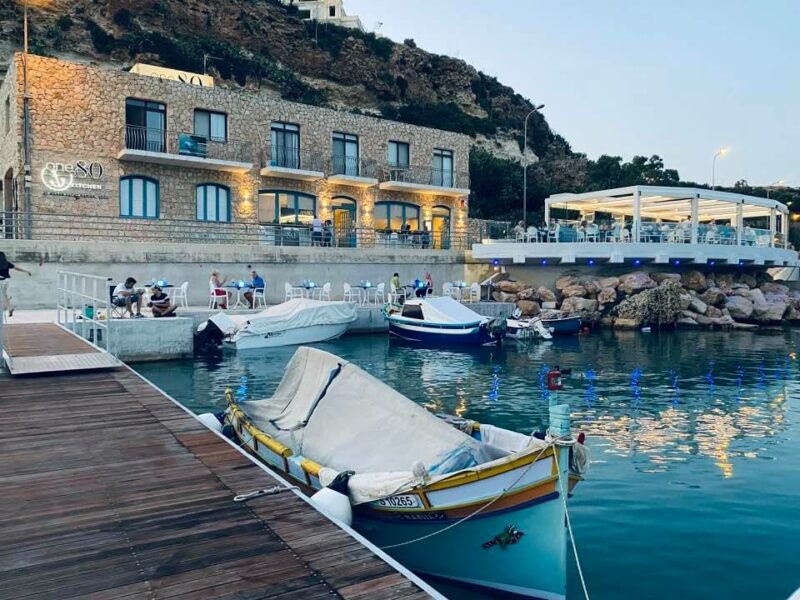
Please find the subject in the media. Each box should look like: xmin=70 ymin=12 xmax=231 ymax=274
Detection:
xmin=252 ymin=287 xmax=266 ymax=308
xmin=209 ymin=282 xmax=228 ymax=309
xmin=466 ymin=282 xmax=480 ymax=303
xmin=369 ymin=282 xmax=386 ymax=305
xmin=525 ymin=226 xmax=538 ymax=242
xmin=704 ymin=230 xmax=718 ymax=244
xmin=314 ymin=282 xmax=331 ymax=301
xmin=285 ymin=282 xmax=303 ymax=302
xmin=173 ymin=281 xmax=189 ymax=308
xmin=586 ymin=224 xmax=599 ymax=242
xmin=389 ymin=283 xmax=405 ymax=304
xmin=442 ymin=282 xmax=453 ymax=298
xmin=548 ymin=224 xmax=560 ymax=243
xmin=515 ymin=230 xmax=525 ymax=243
xmin=343 ymin=282 xmax=361 ymax=303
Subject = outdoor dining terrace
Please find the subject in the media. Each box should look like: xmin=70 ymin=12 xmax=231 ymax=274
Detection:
xmin=473 ymin=186 xmax=798 ymax=267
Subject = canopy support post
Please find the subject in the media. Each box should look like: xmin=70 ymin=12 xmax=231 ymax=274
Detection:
xmin=736 ymin=203 xmax=743 ymax=246
xmin=690 ymin=194 xmax=699 ymax=244
xmin=544 ymin=201 xmax=550 ymax=226
xmin=769 ymin=208 xmax=776 ymax=248
xmin=633 ymin=188 xmax=641 ymax=243
xmin=782 ymin=210 xmax=789 ymax=249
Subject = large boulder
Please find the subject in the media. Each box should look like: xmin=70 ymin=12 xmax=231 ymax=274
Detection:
xmin=517 ymin=287 xmax=536 ymax=301
xmin=614 ymin=317 xmax=642 ymax=329
xmin=516 ymin=300 xmax=540 ymax=316
xmin=712 ymin=315 xmax=736 ymax=328
xmin=736 ymin=272 xmax=758 ymax=288
xmin=496 ymin=280 xmax=526 ymax=294
xmin=700 ymin=288 xmax=726 ymax=307
xmin=677 ymin=317 xmax=699 ymax=328
xmin=688 ymin=297 xmax=708 ymax=315
xmin=598 ymin=276 xmax=620 ymax=289
xmin=714 ymin=273 xmax=735 ymax=290
xmin=560 ymin=296 xmax=598 ymax=315
xmin=618 ymin=272 xmax=657 ymax=295
xmin=679 ymin=294 xmax=692 ymax=310
xmin=535 ymin=287 xmax=556 ymax=303
xmin=555 ymin=275 xmax=579 ymax=291
xmin=760 ymin=282 xmax=790 ymax=296
xmin=732 ymin=287 xmax=751 ymax=298
xmin=614 ymin=280 xmax=682 ymax=324
xmin=597 ymin=287 xmax=617 ymax=305
xmin=705 ymin=306 xmax=723 ymax=318
xmin=752 ymin=296 xmax=789 ymax=322
xmin=725 ymin=295 xmax=754 ymax=320
xmin=748 ymin=288 xmax=767 ymax=305
xmin=562 ymin=285 xmax=588 ymax=298
xmin=681 ymin=270 xmax=708 ymax=292
xmin=651 ymin=272 xmax=681 ymax=284
xmin=492 ymin=291 xmax=519 ymax=303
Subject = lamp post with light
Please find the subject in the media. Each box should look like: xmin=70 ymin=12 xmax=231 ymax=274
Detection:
xmin=711 ymin=148 xmax=728 ymax=190
xmin=522 ymin=104 xmax=545 ymax=226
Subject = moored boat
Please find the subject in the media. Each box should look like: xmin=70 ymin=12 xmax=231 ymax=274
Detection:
xmin=222 ymin=346 xmax=589 ymax=599
xmin=384 ymin=296 xmax=506 ymax=346
xmin=541 ymin=314 xmax=582 ymax=335
xmin=195 ymin=298 xmax=357 ymax=350
xmin=507 ymin=309 xmax=554 ymax=341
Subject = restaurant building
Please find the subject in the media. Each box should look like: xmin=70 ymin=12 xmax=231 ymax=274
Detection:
xmin=0 ymin=54 xmax=471 ymax=249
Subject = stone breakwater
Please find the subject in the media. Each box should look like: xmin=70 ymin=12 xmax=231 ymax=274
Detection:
xmin=492 ymin=270 xmax=800 ymax=330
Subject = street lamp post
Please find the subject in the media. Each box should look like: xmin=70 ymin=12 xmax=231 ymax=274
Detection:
xmin=522 ymin=104 xmax=545 ymax=226
xmin=711 ymin=148 xmax=728 ymax=190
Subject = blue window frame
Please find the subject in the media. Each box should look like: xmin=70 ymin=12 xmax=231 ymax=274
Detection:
xmin=374 ymin=201 xmax=420 ymax=231
xmin=196 ymin=183 xmax=231 ymax=222
xmin=120 ymin=176 xmax=159 ymax=219
xmin=257 ymin=190 xmax=316 ymax=225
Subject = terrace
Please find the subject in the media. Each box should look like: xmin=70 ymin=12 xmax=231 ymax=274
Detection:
xmin=473 ymin=186 xmax=798 ymax=267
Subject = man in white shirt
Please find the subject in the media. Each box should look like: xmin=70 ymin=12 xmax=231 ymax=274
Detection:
xmin=311 ymin=215 xmax=323 ymax=246
xmin=113 ymin=277 xmax=144 ymax=318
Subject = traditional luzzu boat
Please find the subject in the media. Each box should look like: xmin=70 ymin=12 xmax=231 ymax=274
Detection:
xmin=222 ymin=347 xmax=589 ymax=599
xmin=541 ymin=313 xmax=582 ymax=335
xmin=384 ymin=296 xmax=506 ymax=346
xmin=507 ymin=308 xmax=554 ymax=341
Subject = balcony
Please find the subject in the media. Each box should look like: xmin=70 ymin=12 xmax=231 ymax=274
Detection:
xmin=117 ymin=126 xmax=254 ymax=173
xmin=326 ymin=156 xmax=379 ymax=187
xmin=260 ymin=145 xmax=325 ymax=181
xmin=378 ymin=164 xmax=470 ymax=197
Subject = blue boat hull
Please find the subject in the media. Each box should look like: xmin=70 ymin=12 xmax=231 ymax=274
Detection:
xmin=542 ymin=315 xmax=582 ymax=334
xmin=388 ymin=319 xmax=493 ymax=346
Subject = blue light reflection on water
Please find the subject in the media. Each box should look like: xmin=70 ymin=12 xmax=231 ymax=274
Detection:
xmin=134 ymin=329 xmax=800 ymax=600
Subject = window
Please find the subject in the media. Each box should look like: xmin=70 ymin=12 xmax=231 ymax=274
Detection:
xmin=432 ymin=148 xmax=454 ymax=187
xmin=432 ymin=205 xmax=451 ymax=249
xmin=194 ymin=109 xmax=227 ymax=142
xmin=388 ymin=141 xmax=409 ymax=168
xmin=332 ymin=132 xmax=359 ymax=176
xmin=196 ymin=184 xmax=231 ymax=222
xmin=258 ymin=191 xmax=316 ymax=225
xmin=374 ymin=202 xmax=420 ymax=231
xmin=120 ymin=176 xmax=159 ymax=219
xmin=4 ymin=96 xmax=9 ymax=135
xmin=298 ymin=9 xmax=311 ymax=19
xmin=125 ymin=98 xmax=166 ymax=152
xmin=329 ymin=5 xmax=336 ymax=17
xmin=270 ymin=122 xmax=300 ymax=169
xmin=401 ymin=304 xmax=424 ymax=320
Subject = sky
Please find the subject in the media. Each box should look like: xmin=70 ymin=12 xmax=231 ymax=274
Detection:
xmin=347 ymin=0 xmax=799 ymax=187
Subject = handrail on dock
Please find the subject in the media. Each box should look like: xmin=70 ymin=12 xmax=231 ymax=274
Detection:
xmin=56 ymin=270 xmax=115 ymax=355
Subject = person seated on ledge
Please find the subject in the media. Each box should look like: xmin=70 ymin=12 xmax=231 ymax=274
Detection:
xmin=513 ymin=220 xmax=526 ymax=239
xmin=113 ymin=277 xmax=144 ymax=318
xmin=148 ymin=285 xmax=177 ymax=317
xmin=243 ymin=269 xmax=266 ymax=309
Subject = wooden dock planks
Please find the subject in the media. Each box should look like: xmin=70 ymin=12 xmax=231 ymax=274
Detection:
xmin=0 ymin=324 xmax=433 ymax=600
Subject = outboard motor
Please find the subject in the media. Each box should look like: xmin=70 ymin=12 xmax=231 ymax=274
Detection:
xmin=487 ymin=318 xmax=507 ymax=346
xmin=311 ymin=470 xmax=354 ymax=526
xmin=194 ymin=319 xmax=225 ymax=352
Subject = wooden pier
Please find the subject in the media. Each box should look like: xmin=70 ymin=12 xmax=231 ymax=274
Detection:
xmin=0 ymin=324 xmax=437 ymax=600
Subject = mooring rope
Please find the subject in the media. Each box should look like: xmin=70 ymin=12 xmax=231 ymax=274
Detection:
xmin=555 ymin=451 xmax=591 ymax=600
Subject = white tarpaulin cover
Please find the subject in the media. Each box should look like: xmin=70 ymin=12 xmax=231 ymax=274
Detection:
xmin=211 ymin=298 xmax=356 ymax=337
xmin=404 ymin=296 xmax=488 ymax=325
xmin=238 ymin=347 xmax=506 ymax=502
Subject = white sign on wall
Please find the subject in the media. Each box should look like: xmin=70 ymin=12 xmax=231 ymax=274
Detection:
xmin=130 ymin=64 xmax=214 ymax=87
xmin=41 ymin=160 xmax=104 ymax=192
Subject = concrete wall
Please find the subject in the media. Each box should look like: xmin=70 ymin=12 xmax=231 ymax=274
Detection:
xmin=1 ymin=239 xmax=496 ymax=308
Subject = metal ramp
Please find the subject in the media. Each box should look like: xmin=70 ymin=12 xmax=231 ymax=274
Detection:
xmin=2 ymin=323 xmax=121 ymax=376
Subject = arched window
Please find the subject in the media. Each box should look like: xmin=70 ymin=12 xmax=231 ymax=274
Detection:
xmin=374 ymin=201 xmax=420 ymax=231
xmin=432 ymin=205 xmax=451 ymax=249
xmin=120 ymin=176 xmax=159 ymax=219
xmin=331 ymin=196 xmax=357 ymax=247
xmin=196 ymin=184 xmax=231 ymax=222
xmin=257 ymin=190 xmax=316 ymax=225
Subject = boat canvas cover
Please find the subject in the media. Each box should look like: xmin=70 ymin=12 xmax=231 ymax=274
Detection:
xmin=239 ymin=347 xmax=498 ymax=490
xmin=215 ymin=298 xmax=356 ymax=336
xmin=404 ymin=296 xmax=487 ymax=325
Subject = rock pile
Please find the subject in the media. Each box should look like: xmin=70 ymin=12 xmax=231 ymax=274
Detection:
xmin=491 ymin=270 xmax=800 ymax=330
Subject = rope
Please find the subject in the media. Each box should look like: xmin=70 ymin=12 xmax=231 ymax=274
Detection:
xmin=555 ymin=448 xmax=590 ymax=600
xmin=234 ymin=485 xmax=299 ymax=502
xmin=380 ymin=440 xmax=554 ymax=550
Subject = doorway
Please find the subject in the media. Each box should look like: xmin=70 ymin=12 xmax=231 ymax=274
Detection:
xmin=331 ymin=196 xmax=357 ymax=247
xmin=432 ymin=205 xmax=451 ymax=249
xmin=3 ymin=168 xmax=14 ymax=239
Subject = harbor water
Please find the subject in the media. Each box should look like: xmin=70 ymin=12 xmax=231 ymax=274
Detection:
xmin=135 ymin=329 xmax=800 ymax=599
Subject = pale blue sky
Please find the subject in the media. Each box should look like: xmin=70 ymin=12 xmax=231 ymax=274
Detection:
xmin=347 ymin=0 xmax=799 ymax=187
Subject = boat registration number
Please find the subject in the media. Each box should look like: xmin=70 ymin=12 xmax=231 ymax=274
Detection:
xmin=375 ymin=494 xmax=421 ymax=509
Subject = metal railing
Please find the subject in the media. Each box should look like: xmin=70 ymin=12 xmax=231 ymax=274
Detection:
xmin=378 ymin=164 xmax=470 ymax=190
xmin=121 ymin=125 xmax=254 ymax=164
xmin=56 ymin=271 xmax=115 ymax=354
xmin=329 ymin=155 xmax=380 ymax=179
xmin=9 ymin=212 xmax=475 ymax=250
xmin=0 ymin=279 xmax=5 ymax=369
xmin=262 ymin=143 xmax=326 ymax=173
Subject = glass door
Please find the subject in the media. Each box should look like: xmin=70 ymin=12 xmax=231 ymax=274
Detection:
xmin=270 ymin=122 xmax=300 ymax=168
xmin=332 ymin=197 xmax=357 ymax=247
xmin=332 ymin=132 xmax=359 ymax=176
xmin=125 ymin=98 xmax=166 ymax=153
xmin=432 ymin=149 xmax=454 ymax=187
xmin=432 ymin=206 xmax=451 ymax=249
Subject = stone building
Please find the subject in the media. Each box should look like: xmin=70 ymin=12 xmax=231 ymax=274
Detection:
xmin=0 ymin=54 xmax=471 ymax=249
xmin=282 ymin=0 xmax=364 ymax=30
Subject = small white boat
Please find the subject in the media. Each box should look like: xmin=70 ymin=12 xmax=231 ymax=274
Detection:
xmin=507 ymin=309 xmax=554 ymax=341
xmin=196 ymin=298 xmax=357 ymax=350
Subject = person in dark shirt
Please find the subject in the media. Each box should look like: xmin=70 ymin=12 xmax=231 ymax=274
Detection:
xmin=147 ymin=285 xmax=177 ymax=317
xmin=0 ymin=251 xmax=32 ymax=318
xmin=243 ymin=269 xmax=266 ymax=309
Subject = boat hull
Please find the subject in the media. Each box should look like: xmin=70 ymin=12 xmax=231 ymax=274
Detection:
xmin=542 ymin=316 xmax=582 ymax=335
xmin=228 ymin=322 xmax=349 ymax=350
xmin=388 ymin=319 xmax=493 ymax=346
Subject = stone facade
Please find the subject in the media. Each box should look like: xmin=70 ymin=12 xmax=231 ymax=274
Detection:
xmin=1 ymin=54 xmax=471 ymax=244
xmin=0 ymin=57 xmax=21 ymax=221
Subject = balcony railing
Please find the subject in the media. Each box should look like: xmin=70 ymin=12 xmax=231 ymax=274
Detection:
xmin=121 ymin=125 xmax=253 ymax=164
xmin=7 ymin=211 xmax=474 ymax=250
xmin=378 ymin=164 xmax=470 ymax=190
xmin=262 ymin=144 xmax=326 ymax=173
xmin=329 ymin=156 xmax=380 ymax=180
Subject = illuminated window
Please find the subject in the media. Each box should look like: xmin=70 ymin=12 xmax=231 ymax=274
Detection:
xmin=120 ymin=176 xmax=159 ymax=219
xmin=258 ymin=191 xmax=316 ymax=225
xmin=374 ymin=202 xmax=420 ymax=231
xmin=196 ymin=184 xmax=231 ymax=222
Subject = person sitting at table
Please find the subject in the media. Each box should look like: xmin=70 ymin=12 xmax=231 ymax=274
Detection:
xmin=513 ymin=220 xmax=526 ymax=240
xmin=243 ymin=269 xmax=266 ymax=309
xmin=390 ymin=272 xmax=405 ymax=303
xmin=113 ymin=277 xmax=144 ymax=318
xmin=416 ymin=272 xmax=433 ymax=298
xmin=322 ymin=219 xmax=333 ymax=247
xmin=148 ymin=285 xmax=177 ymax=317
xmin=209 ymin=270 xmax=230 ymax=309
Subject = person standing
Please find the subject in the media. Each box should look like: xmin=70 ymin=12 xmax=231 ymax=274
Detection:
xmin=0 ymin=251 xmax=32 ymax=318
xmin=311 ymin=214 xmax=323 ymax=246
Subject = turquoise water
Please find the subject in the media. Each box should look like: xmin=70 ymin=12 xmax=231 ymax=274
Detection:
xmin=135 ymin=330 xmax=800 ymax=599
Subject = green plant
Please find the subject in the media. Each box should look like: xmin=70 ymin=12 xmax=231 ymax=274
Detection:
xmin=86 ymin=20 xmax=116 ymax=54
xmin=381 ymin=102 xmax=496 ymax=137
xmin=56 ymin=14 xmax=73 ymax=31
xmin=113 ymin=8 xmax=133 ymax=28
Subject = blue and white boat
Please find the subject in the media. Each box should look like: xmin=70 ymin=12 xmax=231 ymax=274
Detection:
xmin=385 ymin=296 xmax=505 ymax=346
xmin=221 ymin=347 xmax=590 ymax=599
xmin=542 ymin=314 xmax=582 ymax=335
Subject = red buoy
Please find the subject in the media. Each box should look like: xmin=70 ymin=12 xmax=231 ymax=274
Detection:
xmin=546 ymin=368 xmax=563 ymax=391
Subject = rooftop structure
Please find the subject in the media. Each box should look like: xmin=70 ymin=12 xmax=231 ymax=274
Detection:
xmin=473 ymin=186 xmax=797 ymax=267
xmin=283 ymin=0 xmax=364 ymax=30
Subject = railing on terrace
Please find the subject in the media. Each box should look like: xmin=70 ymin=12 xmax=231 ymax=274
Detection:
xmin=329 ymin=155 xmax=380 ymax=180
xmin=8 ymin=212 xmax=473 ymax=250
xmin=56 ymin=271 xmax=115 ymax=354
xmin=378 ymin=164 xmax=470 ymax=190
xmin=121 ymin=125 xmax=254 ymax=164
xmin=262 ymin=144 xmax=326 ymax=173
